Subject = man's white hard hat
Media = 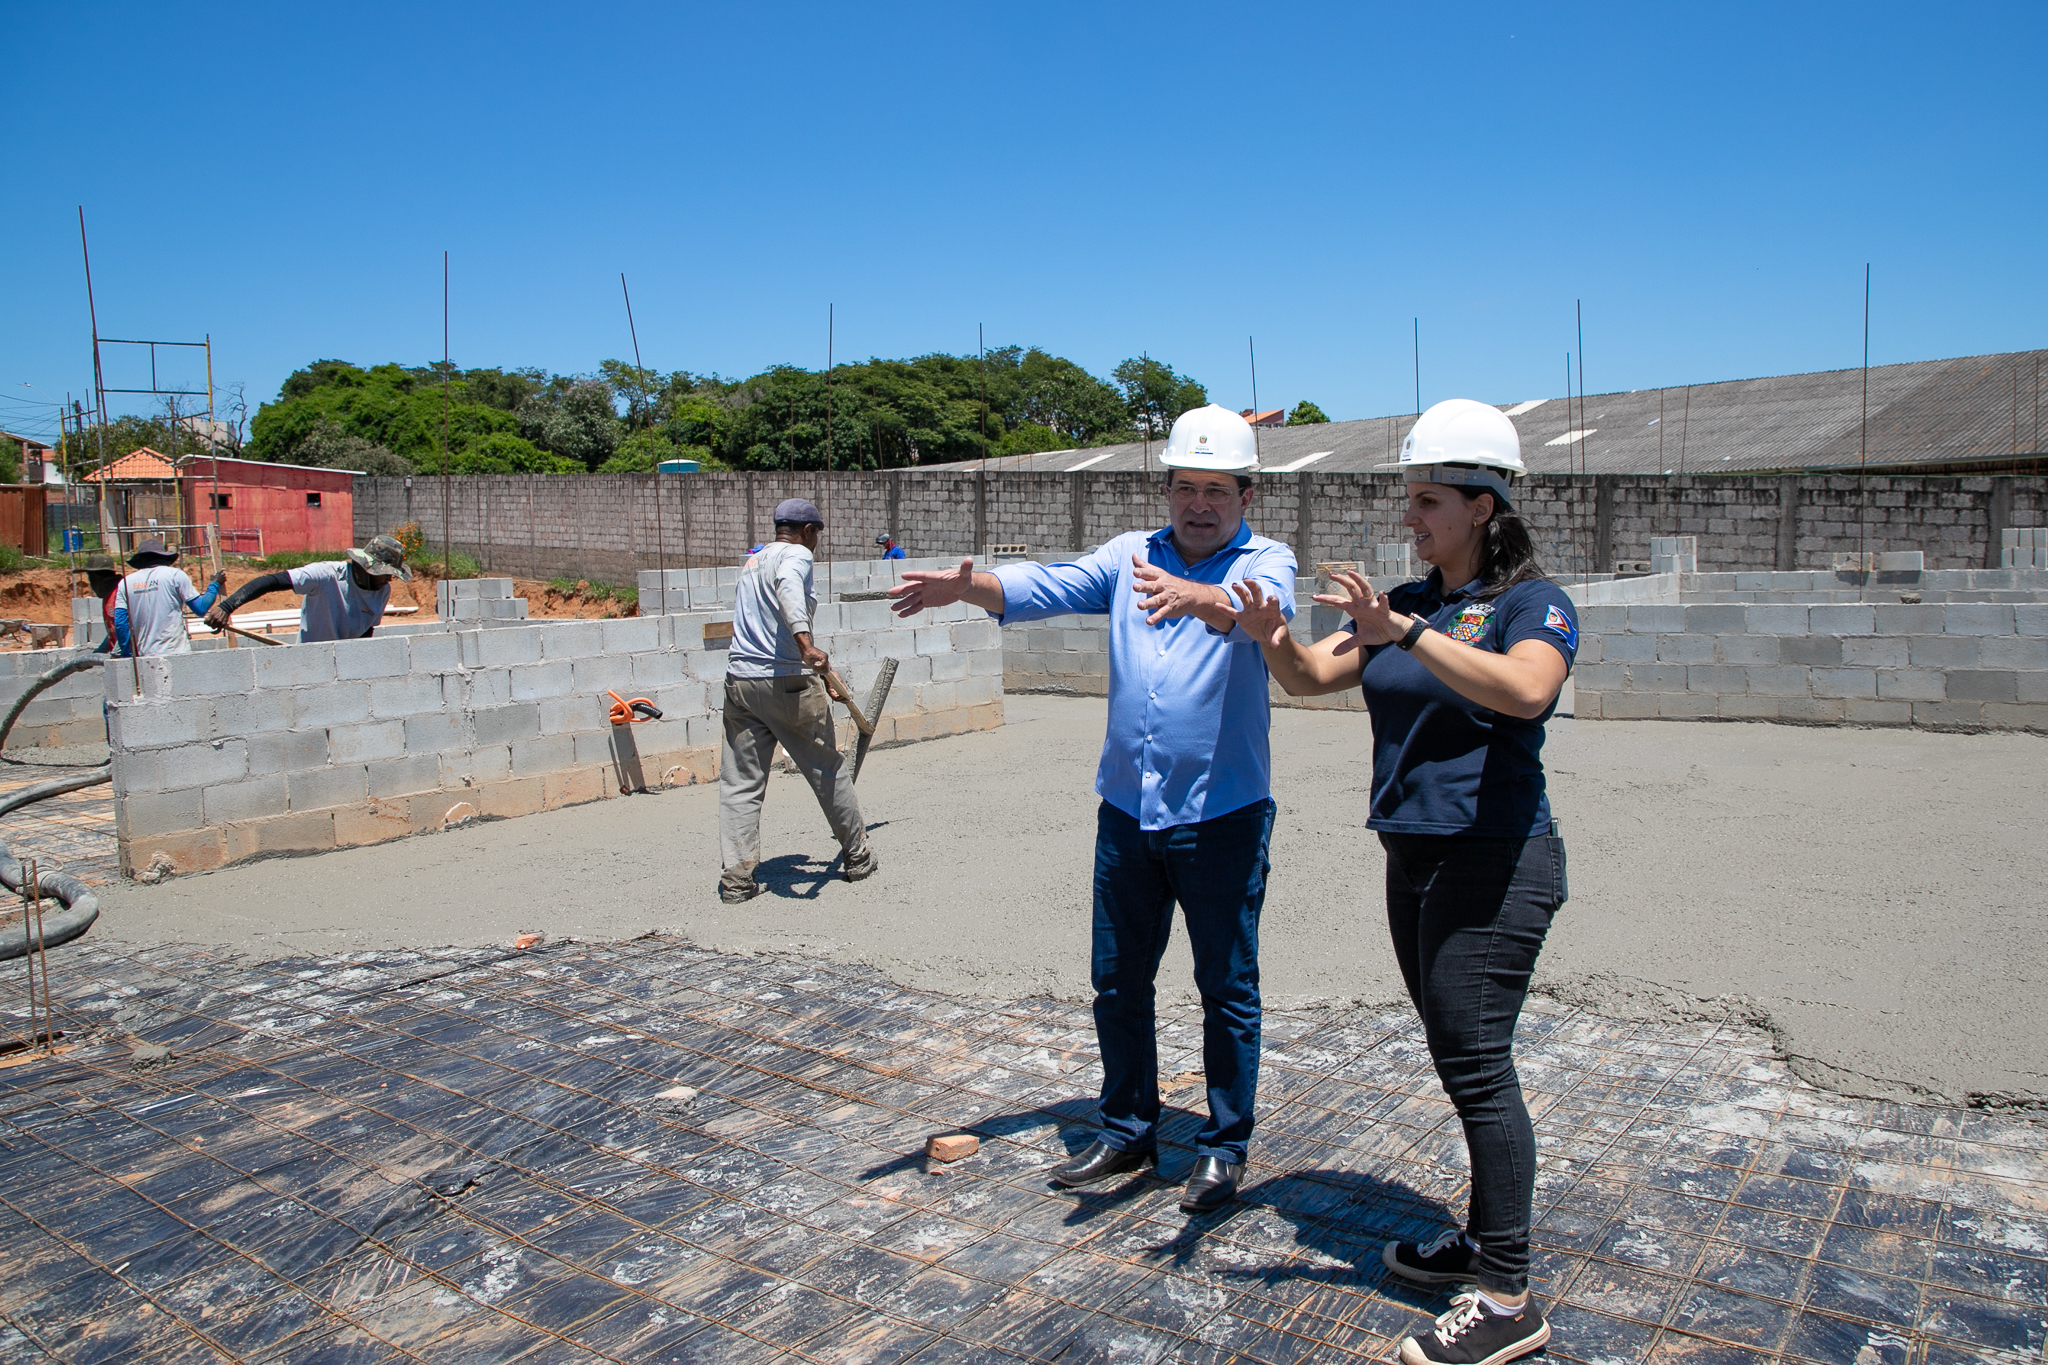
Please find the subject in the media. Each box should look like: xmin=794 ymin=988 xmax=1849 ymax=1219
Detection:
xmin=1161 ymin=404 xmax=1260 ymax=472
xmin=1387 ymin=398 xmax=1526 ymax=506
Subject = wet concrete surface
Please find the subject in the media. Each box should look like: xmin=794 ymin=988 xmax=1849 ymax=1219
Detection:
xmin=1 ymin=936 xmax=2043 ymax=1364
xmin=87 ymin=696 xmax=2048 ymax=1109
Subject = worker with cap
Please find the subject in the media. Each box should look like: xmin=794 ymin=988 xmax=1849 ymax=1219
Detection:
xmin=202 ymin=534 xmax=411 ymax=642
xmin=1217 ymin=398 xmax=1573 ymax=1365
xmin=81 ymin=554 xmax=124 ymax=654
xmin=874 ymin=532 xmax=906 ymax=560
xmin=718 ymin=497 xmax=877 ymax=903
xmin=113 ymin=538 xmax=225 ymax=657
xmin=891 ymin=404 xmax=1295 ymax=1214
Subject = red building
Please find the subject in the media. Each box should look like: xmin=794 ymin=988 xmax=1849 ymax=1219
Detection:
xmin=181 ymin=456 xmax=357 ymax=555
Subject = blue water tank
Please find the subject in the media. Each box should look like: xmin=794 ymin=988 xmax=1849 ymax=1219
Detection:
xmin=62 ymin=526 xmax=84 ymax=552
xmin=656 ymin=459 xmax=700 ymax=474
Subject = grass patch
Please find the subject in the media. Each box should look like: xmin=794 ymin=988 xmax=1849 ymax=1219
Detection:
xmin=256 ymin=549 xmax=348 ymax=571
xmin=414 ymin=545 xmax=482 ymax=579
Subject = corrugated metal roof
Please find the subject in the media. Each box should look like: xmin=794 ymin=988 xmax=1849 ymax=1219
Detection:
xmin=910 ymin=348 xmax=2048 ymax=477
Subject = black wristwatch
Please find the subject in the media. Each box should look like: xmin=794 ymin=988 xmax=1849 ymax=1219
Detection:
xmin=1396 ymin=616 xmax=1431 ymax=651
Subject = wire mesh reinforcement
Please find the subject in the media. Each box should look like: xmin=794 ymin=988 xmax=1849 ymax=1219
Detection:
xmin=0 ymin=936 xmax=2041 ymax=1363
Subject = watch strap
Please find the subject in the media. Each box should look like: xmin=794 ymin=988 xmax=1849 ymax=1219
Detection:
xmin=1397 ymin=616 xmax=1431 ymax=651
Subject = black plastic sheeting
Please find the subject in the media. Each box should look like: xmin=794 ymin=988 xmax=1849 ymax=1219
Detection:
xmin=0 ymin=936 xmax=2042 ymax=1363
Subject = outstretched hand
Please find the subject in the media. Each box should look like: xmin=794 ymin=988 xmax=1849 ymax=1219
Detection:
xmin=1314 ymin=569 xmax=1408 ymax=647
xmin=889 ymin=557 xmax=974 ymax=617
xmin=1218 ymin=578 xmax=1292 ymax=648
xmin=202 ymin=605 xmax=230 ymax=632
xmin=1130 ymin=554 xmax=1222 ymax=626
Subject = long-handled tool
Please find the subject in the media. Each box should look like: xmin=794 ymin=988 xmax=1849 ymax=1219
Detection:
xmin=817 ymin=666 xmax=874 ymax=737
xmin=210 ymin=621 xmax=283 ymax=647
xmin=814 ymin=658 xmax=899 ymax=782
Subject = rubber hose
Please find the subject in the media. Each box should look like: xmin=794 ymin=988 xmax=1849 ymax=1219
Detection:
xmin=0 ymin=652 xmax=109 ymax=957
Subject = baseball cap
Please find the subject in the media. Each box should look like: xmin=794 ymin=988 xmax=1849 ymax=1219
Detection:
xmin=772 ymin=498 xmax=824 ymax=526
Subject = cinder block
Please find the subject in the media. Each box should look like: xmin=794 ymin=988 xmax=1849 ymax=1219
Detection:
xmin=406 ymin=633 xmax=463 ymax=673
xmin=328 ymin=720 xmax=407 ymax=764
xmin=1743 ymin=666 xmax=1810 ymax=697
xmin=1745 ymin=605 xmax=1809 ymax=635
xmin=1912 ymin=700 xmax=1984 ymax=727
xmin=286 ymin=763 xmax=367 ymax=812
xmin=125 ymin=827 xmax=227 ymax=875
xmin=1945 ymin=670 xmax=2019 ymax=703
xmin=121 ymin=787 xmax=206 ymax=838
xmin=572 ymin=729 xmax=617 ymax=767
xmin=403 ymin=712 xmax=467 ymax=752
xmin=928 ymin=652 xmax=970 ymax=683
xmin=1876 ymin=551 xmax=1924 ymax=572
xmin=1807 ymin=606 xmax=1874 ymax=636
xmin=254 ymin=642 xmax=339 ymax=689
xmin=1715 ymin=635 xmax=1779 ymax=666
xmin=1628 ymin=664 xmax=1688 ymax=693
xmin=1842 ymin=637 xmax=1908 ymax=667
xmin=472 ymin=703 xmax=542 ymax=746
xmin=203 ymin=775 xmax=289 ymax=825
xmin=510 ymin=734 xmax=575 ymax=777
xmin=601 ymin=617 xmax=661 ymax=653
xmin=209 ymin=689 xmax=294 ymax=739
xmin=368 ymin=674 xmax=446 ymax=719
xmin=1944 ymin=604 xmax=2014 ymax=636
xmin=289 ymin=684 xmax=373 ymax=730
xmin=1844 ymin=699 xmax=1913 ymax=726
xmin=1809 ymin=668 xmax=1875 ymax=699
xmin=1872 ymin=605 xmax=1945 ymax=635
xmin=535 ymin=695 xmax=596 ymax=736
xmin=225 ymin=810 xmax=335 ymax=862
xmin=334 ymin=636 xmax=411 ymax=680
xmin=458 ymin=668 xmax=512 ymax=709
xmin=1781 ymin=635 xmax=1844 ymax=667
xmin=1596 ymin=632 xmax=1652 ymax=663
xmin=1907 ymin=635 xmax=1977 ymax=667
xmin=165 ymin=649 xmax=257 ymax=699
xmin=366 ymin=753 xmax=442 ymax=798
xmin=1686 ymin=665 xmax=1747 ymax=694
xmin=474 ymin=627 xmax=544 ymax=667
xmin=1682 ymin=605 xmax=1749 ymax=635
xmin=508 ymin=662 xmax=575 ymax=702
xmin=542 ymin=766 xmax=605 ymax=811
xmin=111 ymin=699 xmax=210 ymax=749
xmin=1602 ymin=690 xmax=1661 ymax=718
xmin=1624 ymin=605 xmax=1685 ymax=634
xmin=570 ymin=655 xmax=636 ymax=695
xmin=1572 ymin=664 xmax=1627 ymax=692
xmin=1983 ymin=702 xmax=2048 ymax=730
xmin=334 ymin=803 xmax=414 ymax=849
xmin=247 ymin=729 xmax=328 ymax=775
xmin=2014 ymin=604 xmax=2048 ymax=637
xmin=1876 ymin=668 xmax=1945 ymax=701
xmin=479 ymin=776 xmax=546 ymax=820
xmin=539 ymin=620 xmax=605 ymax=659
xmin=1657 ymin=692 xmax=1718 ymax=718
xmin=957 ymin=674 xmax=998 ymax=707
xmin=442 ymin=745 xmax=512 ymax=789
xmin=1978 ymin=637 xmax=2048 ymax=669
xmin=1717 ymin=695 xmax=1780 ymax=719
xmin=1779 ymin=697 xmax=1845 ymax=722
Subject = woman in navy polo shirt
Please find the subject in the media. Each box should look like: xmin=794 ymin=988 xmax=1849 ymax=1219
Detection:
xmin=1222 ymin=399 xmax=1573 ymax=1365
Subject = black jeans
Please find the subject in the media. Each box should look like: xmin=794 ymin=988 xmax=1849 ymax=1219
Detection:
xmin=1379 ymin=828 xmax=1566 ymax=1296
xmin=1091 ymin=798 xmax=1274 ymax=1164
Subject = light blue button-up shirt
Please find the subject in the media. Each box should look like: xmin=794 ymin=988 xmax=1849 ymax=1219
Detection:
xmin=990 ymin=522 xmax=1297 ymax=830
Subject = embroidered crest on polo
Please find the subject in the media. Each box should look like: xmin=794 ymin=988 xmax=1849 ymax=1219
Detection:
xmin=1448 ymin=602 xmax=1495 ymax=645
xmin=1543 ymin=603 xmax=1579 ymax=650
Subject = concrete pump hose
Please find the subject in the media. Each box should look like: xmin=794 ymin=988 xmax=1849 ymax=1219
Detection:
xmin=0 ymin=652 xmax=110 ymax=956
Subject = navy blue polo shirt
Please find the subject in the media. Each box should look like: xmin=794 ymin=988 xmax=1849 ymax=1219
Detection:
xmin=1352 ymin=573 xmax=1578 ymax=837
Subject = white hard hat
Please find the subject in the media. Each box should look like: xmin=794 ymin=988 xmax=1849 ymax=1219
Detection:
xmin=1390 ymin=398 xmax=1526 ymax=505
xmin=1161 ymin=404 xmax=1260 ymax=472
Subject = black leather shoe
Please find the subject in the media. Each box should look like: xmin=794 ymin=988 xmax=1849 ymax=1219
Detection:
xmin=1051 ymin=1140 xmax=1155 ymax=1188
xmin=1179 ymin=1156 xmax=1242 ymax=1213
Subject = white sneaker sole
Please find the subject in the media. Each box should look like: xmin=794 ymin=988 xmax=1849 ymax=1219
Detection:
xmin=1397 ymin=1318 xmax=1549 ymax=1365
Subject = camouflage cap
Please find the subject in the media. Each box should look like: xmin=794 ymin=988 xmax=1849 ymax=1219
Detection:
xmin=346 ymin=534 xmax=413 ymax=581
xmin=83 ymin=554 xmax=118 ymax=573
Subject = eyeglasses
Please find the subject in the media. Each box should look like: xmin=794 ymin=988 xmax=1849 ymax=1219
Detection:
xmin=1169 ymin=482 xmax=1243 ymax=507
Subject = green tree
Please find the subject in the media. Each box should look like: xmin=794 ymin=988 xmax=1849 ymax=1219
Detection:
xmin=1112 ymin=358 xmax=1207 ymax=438
xmin=292 ymin=420 xmax=414 ymax=476
xmin=516 ymin=378 xmax=622 ymax=469
xmin=451 ymin=432 xmax=579 ymax=475
xmin=1287 ymin=400 xmax=1330 ymax=425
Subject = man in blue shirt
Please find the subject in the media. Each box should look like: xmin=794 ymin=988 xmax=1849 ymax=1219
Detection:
xmin=891 ymin=405 xmax=1295 ymax=1213
xmin=874 ymin=532 xmax=906 ymax=560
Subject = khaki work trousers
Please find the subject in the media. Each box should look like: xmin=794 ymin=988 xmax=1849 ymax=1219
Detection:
xmin=719 ymin=674 xmax=868 ymax=892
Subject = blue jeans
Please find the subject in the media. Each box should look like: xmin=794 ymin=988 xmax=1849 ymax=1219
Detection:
xmin=1380 ymin=828 xmax=1567 ymax=1297
xmin=1090 ymin=797 xmax=1274 ymax=1166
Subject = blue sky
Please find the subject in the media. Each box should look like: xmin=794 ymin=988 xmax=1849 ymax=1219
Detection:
xmin=4 ymin=1 xmax=2043 ymax=442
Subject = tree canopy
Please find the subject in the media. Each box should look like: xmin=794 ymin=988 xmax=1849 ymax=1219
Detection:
xmin=205 ymin=345 xmax=1224 ymax=476
xmin=1287 ymin=399 xmax=1330 ymax=425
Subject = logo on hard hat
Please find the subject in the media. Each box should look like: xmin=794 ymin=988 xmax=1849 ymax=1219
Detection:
xmin=1198 ymin=435 xmax=1210 ymax=444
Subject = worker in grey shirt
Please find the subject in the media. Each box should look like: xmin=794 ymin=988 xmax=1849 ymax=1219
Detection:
xmin=718 ymin=498 xmax=877 ymax=902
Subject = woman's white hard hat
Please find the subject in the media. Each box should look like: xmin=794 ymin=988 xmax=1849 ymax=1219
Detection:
xmin=1386 ymin=398 xmax=1526 ymax=506
xmin=1161 ymin=404 xmax=1260 ymax=472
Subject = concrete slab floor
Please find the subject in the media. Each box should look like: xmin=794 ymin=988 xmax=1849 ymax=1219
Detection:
xmin=81 ymin=696 xmax=2048 ymax=1111
xmin=2 ymin=937 xmax=2042 ymax=1364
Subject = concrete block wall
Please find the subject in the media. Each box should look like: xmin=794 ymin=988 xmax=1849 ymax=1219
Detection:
xmin=1573 ymin=600 xmax=2048 ymax=731
xmin=106 ymin=603 xmax=1005 ymax=877
xmin=1676 ymin=569 xmax=2048 ymax=605
xmin=359 ymin=471 xmax=2048 ymax=586
xmin=0 ymin=648 xmax=111 ymax=748
xmin=436 ymin=577 xmax=530 ymax=622
xmin=637 ymin=555 xmax=959 ymax=616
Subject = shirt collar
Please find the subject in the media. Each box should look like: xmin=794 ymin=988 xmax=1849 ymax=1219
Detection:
xmin=1147 ymin=518 xmax=1253 ymax=571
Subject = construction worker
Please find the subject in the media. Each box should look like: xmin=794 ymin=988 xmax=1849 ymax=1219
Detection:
xmin=82 ymin=554 xmax=123 ymax=654
xmin=874 ymin=532 xmax=906 ymax=560
xmin=718 ymin=498 xmax=877 ymax=902
xmin=114 ymin=538 xmax=225 ymax=657
xmin=891 ymin=404 xmax=1294 ymax=1214
xmin=202 ymin=534 xmax=411 ymax=642
xmin=1220 ymin=399 xmax=1573 ymax=1365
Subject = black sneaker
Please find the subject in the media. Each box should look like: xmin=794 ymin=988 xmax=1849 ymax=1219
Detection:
xmin=1398 ymin=1292 xmax=1549 ymax=1365
xmin=1382 ymin=1228 xmax=1476 ymax=1285
xmin=843 ymin=843 xmax=879 ymax=882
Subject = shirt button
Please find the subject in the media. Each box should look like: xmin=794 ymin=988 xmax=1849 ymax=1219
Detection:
xmin=1149 ymin=691 xmax=1156 ymax=699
